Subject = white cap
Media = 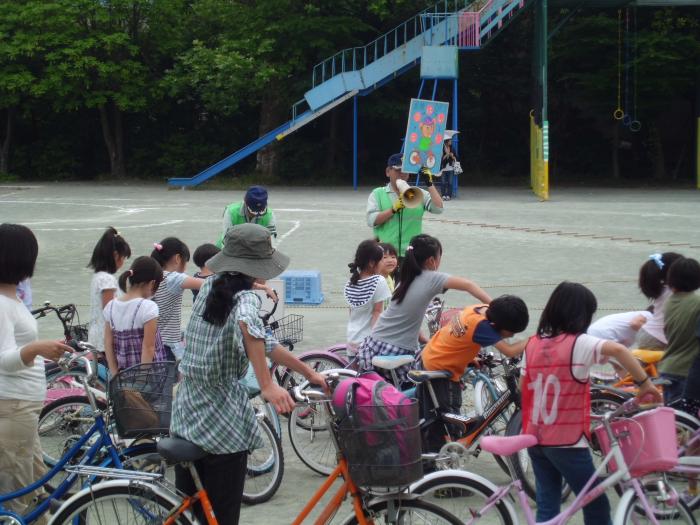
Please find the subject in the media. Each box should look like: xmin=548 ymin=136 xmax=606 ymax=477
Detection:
xmin=444 ymin=130 xmax=459 ymax=140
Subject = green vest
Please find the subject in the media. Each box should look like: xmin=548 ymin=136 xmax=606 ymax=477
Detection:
xmin=372 ymin=187 xmax=425 ymax=256
xmin=217 ymin=202 xmax=273 ymax=247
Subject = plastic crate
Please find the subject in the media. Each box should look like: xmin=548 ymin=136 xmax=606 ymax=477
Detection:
xmin=280 ymin=270 xmax=324 ymax=305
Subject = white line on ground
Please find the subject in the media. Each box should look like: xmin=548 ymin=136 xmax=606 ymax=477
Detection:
xmin=277 ymin=220 xmax=301 ymax=245
xmin=31 ymin=220 xmax=184 ymax=232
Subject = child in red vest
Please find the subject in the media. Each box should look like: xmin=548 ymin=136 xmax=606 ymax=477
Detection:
xmin=522 ymin=282 xmax=661 ymax=525
xmin=418 ymin=295 xmax=529 ymax=452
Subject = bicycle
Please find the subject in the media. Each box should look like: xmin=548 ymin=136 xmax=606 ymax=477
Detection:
xmin=414 ymin=398 xmax=696 ymax=524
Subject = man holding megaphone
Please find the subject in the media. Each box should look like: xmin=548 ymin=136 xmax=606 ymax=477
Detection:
xmin=366 ymin=153 xmax=444 ymax=259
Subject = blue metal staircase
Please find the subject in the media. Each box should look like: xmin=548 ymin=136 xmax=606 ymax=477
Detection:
xmin=168 ymin=0 xmax=527 ymax=187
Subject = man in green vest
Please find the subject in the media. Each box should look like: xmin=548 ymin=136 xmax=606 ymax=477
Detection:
xmin=366 ymin=153 xmax=444 ymax=258
xmin=217 ymin=186 xmax=277 ymax=248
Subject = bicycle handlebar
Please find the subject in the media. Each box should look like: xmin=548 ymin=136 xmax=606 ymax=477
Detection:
xmin=259 ymin=289 xmax=280 ymax=325
xmin=57 ymin=341 xmax=99 ymax=383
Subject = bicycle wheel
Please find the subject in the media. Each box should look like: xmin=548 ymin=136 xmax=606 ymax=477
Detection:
xmin=473 ymin=378 xmax=512 ymax=475
xmin=243 ymin=416 xmax=284 ymax=505
xmin=49 ymin=480 xmax=195 ymax=524
xmin=343 ymin=497 xmax=463 ymax=525
xmin=409 ymin=472 xmax=515 ymax=524
xmin=278 ymin=352 xmax=348 ymax=392
xmin=616 ymin=485 xmax=697 ymax=524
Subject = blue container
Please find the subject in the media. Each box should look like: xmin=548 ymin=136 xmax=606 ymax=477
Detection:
xmin=280 ymin=270 xmax=324 ymax=305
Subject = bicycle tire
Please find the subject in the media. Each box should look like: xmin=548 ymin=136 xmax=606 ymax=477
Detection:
xmin=243 ymin=416 xmax=284 ymax=505
xmin=473 ymin=378 xmax=512 ymax=475
xmin=45 ymin=364 xmax=108 ymax=392
xmin=278 ymin=352 xmax=348 ymax=392
xmin=343 ymin=497 xmax=464 ymax=525
xmin=504 ymin=409 xmax=571 ymax=502
xmin=615 ymin=485 xmax=697 ymax=525
xmin=48 ymin=479 xmax=196 ymax=524
xmin=409 ymin=471 xmax=515 ymax=524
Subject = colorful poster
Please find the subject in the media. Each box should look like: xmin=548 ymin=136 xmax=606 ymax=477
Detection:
xmin=401 ymin=98 xmax=450 ymax=174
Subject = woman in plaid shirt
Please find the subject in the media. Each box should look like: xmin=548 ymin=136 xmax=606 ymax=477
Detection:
xmin=170 ymin=224 xmax=326 ymax=524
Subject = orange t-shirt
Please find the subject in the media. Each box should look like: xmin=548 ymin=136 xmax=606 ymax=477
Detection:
xmin=421 ymin=304 xmax=501 ymax=381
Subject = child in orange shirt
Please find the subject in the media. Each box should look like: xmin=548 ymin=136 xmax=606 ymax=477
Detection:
xmin=418 ymin=295 xmax=529 ymax=452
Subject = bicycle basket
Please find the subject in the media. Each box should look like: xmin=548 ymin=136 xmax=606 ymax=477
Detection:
xmin=594 ymin=406 xmax=677 ymax=477
xmin=68 ymin=323 xmax=89 ymax=342
xmin=109 ymin=361 xmax=178 ymax=438
xmin=268 ymin=314 xmax=303 ymax=345
xmin=337 ymin=400 xmax=423 ymax=487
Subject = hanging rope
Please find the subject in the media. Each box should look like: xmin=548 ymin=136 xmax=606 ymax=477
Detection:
xmin=613 ymin=9 xmax=624 ymax=120
xmin=622 ymin=8 xmax=632 ymax=127
xmin=629 ymin=6 xmax=642 ymax=132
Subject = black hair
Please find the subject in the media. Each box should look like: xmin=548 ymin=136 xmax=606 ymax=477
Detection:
xmin=151 ymin=237 xmax=190 ymax=267
xmin=667 ymin=258 xmax=700 ymax=293
xmin=0 ymin=224 xmax=38 ymax=285
xmin=537 ymin=281 xmax=598 ymax=337
xmin=88 ymin=226 xmax=131 ymax=274
xmin=118 ymin=256 xmax=164 ymax=293
xmin=378 ymin=242 xmax=400 ymax=281
xmin=638 ymin=252 xmax=684 ymax=299
xmin=487 ymin=295 xmax=529 ymax=333
xmin=202 ymin=272 xmax=255 ymax=326
xmin=348 ymin=239 xmax=384 ymax=286
xmin=193 ymin=243 xmax=220 ymax=269
xmin=393 ymin=234 xmax=442 ymax=304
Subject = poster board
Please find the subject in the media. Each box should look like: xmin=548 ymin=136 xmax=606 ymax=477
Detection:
xmin=401 ymin=98 xmax=450 ymax=174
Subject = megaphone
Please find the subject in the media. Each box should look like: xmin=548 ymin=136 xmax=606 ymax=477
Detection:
xmin=395 ymin=179 xmax=423 ymax=209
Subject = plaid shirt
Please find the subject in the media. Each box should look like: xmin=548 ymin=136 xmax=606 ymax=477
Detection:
xmin=170 ymin=281 xmax=276 ymax=454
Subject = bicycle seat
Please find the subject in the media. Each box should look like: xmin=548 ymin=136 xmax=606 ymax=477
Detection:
xmin=407 ymin=370 xmax=451 ymax=383
xmin=372 ymin=355 xmax=415 ymax=370
xmin=158 ymin=437 xmax=208 ymax=464
xmin=678 ymin=456 xmax=700 ymax=468
xmin=631 ymin=349 xmax=664 ymax=365
xmin=480 ymin=434 xmax=538 ymax=456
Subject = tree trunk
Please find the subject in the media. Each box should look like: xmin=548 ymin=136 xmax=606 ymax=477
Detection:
xmin=0 ymin=108 xmax=13 ymax=175
xmin=99 ymin=100 xmax=127 ymax=178
xmin=255 ymin=90 xmax=287 ymax=178
xmin=611 ymin=122 xmax=620 ymax=180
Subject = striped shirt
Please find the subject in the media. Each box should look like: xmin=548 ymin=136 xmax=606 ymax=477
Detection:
xmin=153 ymin=271 xmax=187 ymax=346
xmin=170 ymin=281 xmax=277 ymax=454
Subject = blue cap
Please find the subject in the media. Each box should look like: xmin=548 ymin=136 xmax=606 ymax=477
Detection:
xmin=244 ymin=186 xmax=268 ymax=212
xmin=387 ymin=153 xmax=403 ymax=169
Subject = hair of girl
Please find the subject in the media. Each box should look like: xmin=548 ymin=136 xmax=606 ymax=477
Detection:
xmin=378 ymin=242 xmax=398 ymax=258
xmin=393 ymin=234 xmax=442 ymax=305
xmin=348 ymin=240 xmax=384 ymax=286
xmin=150 ymin=237 xmax=191 ymax=267
xmin=118 ymin=256 xmax=164 ymax=293
xmin=0 ymin=223 xmax=38 ymax=285
xmin=203 ymin=272 xmax=255 ymax=326
xmin=638 ymin=252 xmax=684 ymax=300
xmin=667 ymin=257 xmax=700 ymax=293
xmin=537 ymin=281 xmax=597 ymax=337
xmin=88 ymin=226 xmax=132 ymax=274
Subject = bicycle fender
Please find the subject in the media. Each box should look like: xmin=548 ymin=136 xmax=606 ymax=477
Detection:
xmin=612 ymin=488 xmax=638 ymax=525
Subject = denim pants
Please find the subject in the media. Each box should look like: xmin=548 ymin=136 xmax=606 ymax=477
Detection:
xmin=528 ymin=446 xmax=611 ymax=525
xmin=660 ymin=373 xmax=686 ymax=405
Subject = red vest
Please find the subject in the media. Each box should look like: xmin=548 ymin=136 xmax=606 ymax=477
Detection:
xmin=521 ymin=334 xmax=591 ymax=446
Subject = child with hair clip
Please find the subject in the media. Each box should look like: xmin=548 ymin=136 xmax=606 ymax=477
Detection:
xmin=357 ymin=233 xmax=492 ymax=386
xmin=151 ymin=238 xmax=204 ymax=359
xmin=378 ymin=242 xmax=399 ymax=293
xmin=521 ymin=281 xmax=661 ymax=525
xmin=344 ymin=240 xmax=391 ymax=357
xmin=87 ymin=227 xmax=131 ymax=351
xmin=636 ymin=252 xmax=684 ymax=350
xmin=103 ymin=256 xmax=167 ymax=376
xmin=191 ymin=243 xmax=220 ymax=301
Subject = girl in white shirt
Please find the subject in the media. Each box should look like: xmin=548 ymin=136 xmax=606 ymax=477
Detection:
xmin=344 ymin=240 xmax=391 ymax=356
xmin=87 ymin=227 xmax=131 ymax=351
xmin=0 ymin=224 xmax=71 ymax=517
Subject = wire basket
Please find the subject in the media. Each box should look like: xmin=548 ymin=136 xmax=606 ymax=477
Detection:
xmin=337 ymin=400 xmax=423 ymax=488
xmin=108 ymin=362 xmax=178 ymax=438
xmin=269 ymin=314 xmax=304 ymax=345
xmin=68 ymin=323 xmax=89 ymax=342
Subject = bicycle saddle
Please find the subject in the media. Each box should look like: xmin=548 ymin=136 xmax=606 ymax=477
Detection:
xmin=631 ymin=349 xmax=663 ymax=364
xmin=407 ymin=369 xmax=451 ymax=383
xmin=480 ymin=434 xmax=538 ymax=456
xmin=158 ymin=437 xmax=208 ymax=464
xmin=372 ymin=355 xmax=414 ymax=370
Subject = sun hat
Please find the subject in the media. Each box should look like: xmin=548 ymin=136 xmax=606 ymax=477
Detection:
xmin=244 ymin=186 xmax=268 ymax=213
xmin=206 ymin=223 xmax=289 ymax=280
xmin=444 ymin=130 xmax=460 ymax=140
xmin=386 ymin=153 xmax=403 ymax=169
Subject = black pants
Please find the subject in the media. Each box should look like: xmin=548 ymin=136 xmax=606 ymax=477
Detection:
xmin=418 ymin=378 xmax=462 ymax=453
xmin=175 ymin=450 xmax=247 ymax=525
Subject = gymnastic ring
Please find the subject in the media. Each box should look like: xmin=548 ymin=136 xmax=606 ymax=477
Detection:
xmin=629 ymin=120 xmax=642 ymax=132
xmin=622 ymin=114 xmax=632 ymax=126
xmin=613 ymin=109 xmax=625 ymax=120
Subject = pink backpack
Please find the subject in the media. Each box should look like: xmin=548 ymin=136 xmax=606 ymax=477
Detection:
xmin=332 ymin=373 xmax=422 ymax=486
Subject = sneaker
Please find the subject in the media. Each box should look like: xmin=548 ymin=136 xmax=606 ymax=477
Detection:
xmin=444 ymin=195 xmax=451 ymax=201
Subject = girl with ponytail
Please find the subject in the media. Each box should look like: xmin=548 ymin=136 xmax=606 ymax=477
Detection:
xmin=103 ymin=256 xmax=166 ymax=376
xmin=343 ymin=240 xmax=391 ymax=356
xmin=357 ymin=234 xmax=492 ymax=386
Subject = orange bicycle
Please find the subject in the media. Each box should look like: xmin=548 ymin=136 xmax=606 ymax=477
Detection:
xmin=592 ymin=348 xmax=663 ymax=392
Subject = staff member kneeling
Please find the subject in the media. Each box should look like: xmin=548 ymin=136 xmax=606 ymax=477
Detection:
xmin=170 ymin=223 xmax=326 ymax=524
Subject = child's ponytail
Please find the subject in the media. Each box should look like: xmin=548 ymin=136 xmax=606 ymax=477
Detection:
xmin=119 ymin=256 xmax=164 ymax=293
xmin=151 ymin=237 xmax=190 ymax=267
xmin=203 ymin=272 xmax=255 ymax=326
xmin=393 ymin=234 xmax=442 ymax=304
xmin=88 ymin=226 xmax=131 ymax=274
xmin=638 ymin=252 xmax=684 ymax=299
xmin=348 ymin=239 xmax=383 ymax=286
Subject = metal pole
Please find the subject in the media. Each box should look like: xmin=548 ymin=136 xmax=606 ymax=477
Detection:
xmin=452 ymin=78 xmax=459 ymax=155
xmin=353 ymin=95 xmax=358 ymax=191
xmin=432 ymin=79 xmax=438 ymax=100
